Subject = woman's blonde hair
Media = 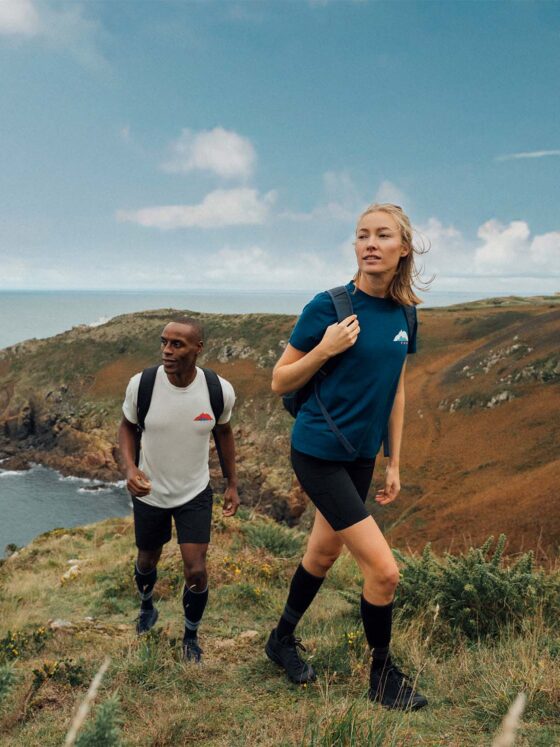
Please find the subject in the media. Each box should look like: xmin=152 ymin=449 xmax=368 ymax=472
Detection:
xmin=353 ymin=203 xmax=430 ymax=306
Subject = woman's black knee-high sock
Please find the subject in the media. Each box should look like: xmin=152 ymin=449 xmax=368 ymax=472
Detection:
xmin=360 ymin=594 xmax=393 ymax=669
xmin=134 ymin=564 xmax=157 ymax=611
xmin=276 ymin=563 xmax=325 ymax=639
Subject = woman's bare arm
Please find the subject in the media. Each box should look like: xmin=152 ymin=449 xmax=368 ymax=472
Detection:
xmin=376 ymin=360 xmax=407 ymax=505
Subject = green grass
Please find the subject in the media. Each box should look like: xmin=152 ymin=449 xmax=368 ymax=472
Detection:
xmin=0 ymin=517 xmax=558 ymax=746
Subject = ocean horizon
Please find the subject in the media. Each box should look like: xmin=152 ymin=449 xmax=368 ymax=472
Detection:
xmin=0 ymin=287 xmax=536 ymax=351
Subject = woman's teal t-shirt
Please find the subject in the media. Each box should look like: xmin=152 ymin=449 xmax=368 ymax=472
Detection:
xmin=289 ymin=282 xmax=417 ymax=461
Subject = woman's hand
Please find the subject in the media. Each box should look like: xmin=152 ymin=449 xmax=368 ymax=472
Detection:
xmin=318 ymin=314 xmax=360 ymax=357
xmin=375 ymin=465 xmax=400 ymax=505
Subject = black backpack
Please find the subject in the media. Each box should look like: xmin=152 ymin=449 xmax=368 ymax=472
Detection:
xmin=134 ymin=366 xmax=228 ymax=477
xmin=282 ymin=285 xmax=417 ymax=458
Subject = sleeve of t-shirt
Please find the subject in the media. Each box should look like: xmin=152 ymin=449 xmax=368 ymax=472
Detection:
xmin=288 ymin=292 xmax=338 ymax=353
xmin=217 ymin=377 xmax=236 ymax=424
xmin=408 ymin=308 xmax=418 ymax=355
xmin=122 ymin=373 xmax=141 ymax=425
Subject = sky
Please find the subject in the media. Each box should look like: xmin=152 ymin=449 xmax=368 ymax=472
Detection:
xmin=0 ymin=0 xmax=559 ymax=295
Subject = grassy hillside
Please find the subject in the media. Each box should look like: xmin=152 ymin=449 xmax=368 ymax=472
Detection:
xmin=0 ymin=296 xmax=559 ymax=556
xmin=0 ymin=510 xmax=558 ymax=746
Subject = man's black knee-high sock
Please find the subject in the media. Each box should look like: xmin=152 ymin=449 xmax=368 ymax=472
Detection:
xmin=183 ymin=584 xmax=209 ymax=641
xmin=134 ymin=564 xmax=157 ymax=611
xmin=276 ymin=563 xmax=325 ymax=639
xmin=360 ymin=594 xmax=393 ymax=669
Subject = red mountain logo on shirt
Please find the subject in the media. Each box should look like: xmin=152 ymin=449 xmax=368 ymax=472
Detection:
xmin=194 ymin=412 xmax=214 ymax=421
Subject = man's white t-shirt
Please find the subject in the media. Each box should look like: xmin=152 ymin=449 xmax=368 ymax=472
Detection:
xmin=122 ymin=366 xmax=235 ymax=509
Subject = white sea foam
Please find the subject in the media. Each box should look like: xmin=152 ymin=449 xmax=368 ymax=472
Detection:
xmin=0 ymin=470 xmax=27 ymax=478
xmin=88 ymin=316 xmax=111 ymax=328
xmin=58 ymin=474 xmax=93 ymax=484
xmin=77 ymin=487 xmax=112 ymax=495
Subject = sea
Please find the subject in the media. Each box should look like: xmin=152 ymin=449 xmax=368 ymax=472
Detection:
xmin=0 ymin=287 xmax=524 ymax=551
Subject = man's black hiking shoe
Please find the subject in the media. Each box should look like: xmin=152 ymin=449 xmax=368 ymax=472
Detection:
xmin=265 ymin=628 xmax=316 ymax=684
xmin=183 ymin=637 xmax=203 ymax=664
xmin=136 ymin=606 xmax=158 ymax=635
xmin=369 ymin=661 xmax=428 ymax=710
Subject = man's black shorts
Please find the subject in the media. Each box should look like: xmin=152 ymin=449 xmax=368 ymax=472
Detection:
xmin=132 ymin=484 xmax=213 ymax=550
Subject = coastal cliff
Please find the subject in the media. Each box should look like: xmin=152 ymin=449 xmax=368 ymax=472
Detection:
xmin=1 ymin=297 xmax=559 ymax=556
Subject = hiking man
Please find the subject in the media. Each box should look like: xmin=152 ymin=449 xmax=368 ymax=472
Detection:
xmin=118 ymin=316 xmax=239 ymax=662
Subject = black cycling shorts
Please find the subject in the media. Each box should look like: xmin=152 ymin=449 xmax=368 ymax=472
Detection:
xmin=291 ymin=446 xmax=375 ymax=531
xmin=132 ymin=484 xmax=213 ymax=550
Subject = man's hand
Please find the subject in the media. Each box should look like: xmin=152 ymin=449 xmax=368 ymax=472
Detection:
xmin=375 ymin=465 xmax=400 ymax=506
xmin=222 ymin=485 xmax=240 ymax=517
xmin=126 ymin=466 xmax=152 ymax=497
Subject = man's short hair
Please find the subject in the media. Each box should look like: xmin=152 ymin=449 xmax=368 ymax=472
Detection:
xmin=168 ymin=316 xmax=205 ymax=342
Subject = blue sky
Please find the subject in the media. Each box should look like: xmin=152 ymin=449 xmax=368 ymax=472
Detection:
xmin=0 ymin=0 xmax=559 ymax=294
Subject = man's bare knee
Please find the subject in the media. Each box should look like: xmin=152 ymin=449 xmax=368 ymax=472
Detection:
xmin=183 ymin=563 xmax=207 ymax=591
xmin=137 ymin=548 xmax=162 ymax=573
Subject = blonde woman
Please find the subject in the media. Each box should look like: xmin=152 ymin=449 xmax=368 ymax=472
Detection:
xmin=265 ymin=204 xmax=427 ymax=710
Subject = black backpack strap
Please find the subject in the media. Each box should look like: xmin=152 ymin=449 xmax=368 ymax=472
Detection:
xmin=403 ymin=305 xmax=417 ymax=354
xmin=202 ymin=367 xmax=224 ymax=424
xmin=314 ymin=379 xmax=357 ymax=457
xmin=137 ymin=366 xmax=159 ymax=431
xmin=326 ymin=285 xmax=354 ymax=322
xmin=134 ymin=365 xmax=159 ymax=467
xmin=309 ymin=286 xmax=357 ymax=456
xmin=202 ymin=367 xmax=227 ymax=479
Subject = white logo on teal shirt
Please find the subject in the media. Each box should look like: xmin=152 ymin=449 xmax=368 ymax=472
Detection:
xmin=393 ymin=330 xmax=408 ymax=344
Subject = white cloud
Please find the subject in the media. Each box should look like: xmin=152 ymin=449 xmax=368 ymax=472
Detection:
xmin=474 ymin=220 xmax=530 ymax=273
xmin=496 ymin=150 xmax=560 ymax=161
xmin=374 ymin=180 xmax=407 ymax=207
xmin=162 ymin=127 xmax=256 ymax=180
xmin=202 ymin=245 xmax=346 ymax=289
xmin=116 ymin=188 xmax=276 ymax=230
xmin=280 ymin=175 xmax=411 ymax=226
xmin=280 ymin=170 xmax=365 ymax=223
xmin=119 ymin=125 xmax=131 ymax=142
xmin=0 ymin=0 xmax=40 ymax=35
xmin=417 ymin=217 xmax=560 ymax=287
xmin=530 ymin=231 xmax=560 ymax=267
xmin=0 ymin=0 xmax=105 ymax=69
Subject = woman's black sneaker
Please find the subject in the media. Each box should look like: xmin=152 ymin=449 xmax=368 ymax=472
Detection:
xmin=136 ymin=606 xmax=158 ymax=635
xmin=265 ymin=628 xmax=316 ymax=684
xmin=369 ymin=661 xmax=428 ymax=710
xmin=183 ymin=637 xmax=203 ymax=664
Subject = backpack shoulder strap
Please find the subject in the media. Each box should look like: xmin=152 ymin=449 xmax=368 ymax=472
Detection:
xmin=326 ymin=285 xmax=354 ymax=322
xmin=201 ymin=367 xmax=227 ymax=479
xmin=403 ymin=305 xmax=417 ymax=352
xmin=201 ymin=367 xmax=224 ymax=425
xmin=137 ymin=365 xmax=159 ymax=431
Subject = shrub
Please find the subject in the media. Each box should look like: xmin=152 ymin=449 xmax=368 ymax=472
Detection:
xmin=32 ymin=658 xmax=88 ymax=689
xmin=241 ymin=519 xmax=304 ymax=557
xmin=394 ymin=535 xmax=558 ymax=639
xmin=0 ymin=663 xmax=16 ymax=708
xmin=75 ymin=693 xmax=124 ymax=747
xmin=0 ymin=625 xmax=50 ymax=663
